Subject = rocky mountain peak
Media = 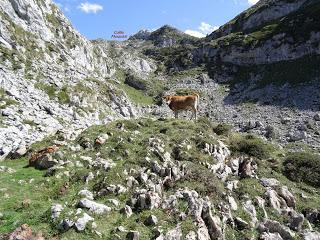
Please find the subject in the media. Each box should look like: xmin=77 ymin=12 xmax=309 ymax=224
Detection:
xmin=129 ymin=24 xmax=196 ymax=47
xmin=128 ymin=29 xmax=153 ymax=41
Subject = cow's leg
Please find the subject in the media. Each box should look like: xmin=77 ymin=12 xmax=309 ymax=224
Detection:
xmin=174 ymin=111 xmax=178 ymax=119
xmin=191 ymin=107 xmax=197 ymax=120
xmin=190 ymin=110 xmax=195 ymax=120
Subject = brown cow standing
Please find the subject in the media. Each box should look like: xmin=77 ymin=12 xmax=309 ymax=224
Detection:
xmin=163 ymin=93 xmax=200 ymax=120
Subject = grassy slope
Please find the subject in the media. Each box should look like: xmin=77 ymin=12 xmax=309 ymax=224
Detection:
xmin=0 ymin=118 xmax=319 ymax=239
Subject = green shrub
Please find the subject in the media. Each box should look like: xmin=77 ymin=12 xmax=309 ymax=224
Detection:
xmin=229 ymin=134 xmax=274 ymax=159
xmin=57 ymin=86 xmax=70 ymax=104
xmin=283 ymin=152 xmax=320 ymax=187
xmin=213 ymin=123 xmax=232 ymax=135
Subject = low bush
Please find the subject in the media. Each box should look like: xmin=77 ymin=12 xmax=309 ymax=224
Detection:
xmin=229 ymin=134 xmax=275 ymax=159
xmin=213 ymin=123 xmax=232 ymax=136
xmin=283 ymin=152 xmax=320 ymax=187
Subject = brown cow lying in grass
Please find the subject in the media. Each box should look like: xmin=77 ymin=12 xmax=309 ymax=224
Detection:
xmin=163 ymin=93 xmax=200 ymax=120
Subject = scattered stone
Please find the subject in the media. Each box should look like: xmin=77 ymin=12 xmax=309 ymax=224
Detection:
xmin=59 ymin=219 xmax=74 ymax=232
xmin=7 ymin=145 xmax=28 ymax=159
xmin=120 ymin=205 xmax=133 ymax=218
xmin=234 ymin=217 xmax=249 ymax=230
xmin=260 ymin=232 xmax=283 ymax=240
xmin=239 ymin=158 xmax=257 ymax=178
xmin=261 ymin=178 xmax=280 ymax=188
xmin=78 ymin=189 xmax=94 ymax=200
xmin=75 ymin=213 xmax=94 ymax=231
xmin=258 ymin=219 xmax=295 ymax=240
xmin=288 ymin=131 xmax=308 ymax=142
xmin=256 ymin=196 xmax=268 ymax=219
xmin=228 ymin=196 xmax=238 ymax=211
xmin=243 ymin=200 xmax=258 ymax=227
xmin=302 ymin=209 xmax=320 ymax=225
xmin=107 ymin=199 xmax=120 ymax=207
xmin=126 ymin=230 xmax=140 ymax=240
xmin=276 ymin=186 xmax=296 ymax=209
xmin=314 ymin=114 xmax=320 ymax=121
xmin=267 ymin=190 xmax=285 ymax=213
xmin=144 ymin=215 xmax=158 ymax=226
xmin=164 ymin=226 xmax=183 ymax=240
xmin=78 ymin=198 xmax=111 ymax=215
xmin=301 ymin=230 xmax=320 ymax=240
xmin=94 ymin=134 xmax=109 ymax=146
xmin=281 ymin=118 xmax=291 ymax=124
xmin=116 ymin=226 xmax=127 ymax=232
xmin=0 ymin=166 xmax=16 ymax=173
xmin=51 ymin=204 xmax=63 ymax=220
xmin=289 ymin=212 xmax=304 ymax=231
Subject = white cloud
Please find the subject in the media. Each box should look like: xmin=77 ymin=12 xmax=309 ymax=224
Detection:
xmin=248 ymin=0 xmax=259 ymax=5
xmin=199 ymin=22 xmax=218 ymax=34
xmin=184 ymin=30 xmax=206 ymax=38
xmin=78 ymin=2 xmax=103 ymax=14
xmin=185 ymin=22 xmax=219 ymax=38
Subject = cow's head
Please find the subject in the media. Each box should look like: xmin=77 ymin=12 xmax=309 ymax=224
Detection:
xmin=162 ymin=95 xmax=172 ymax=105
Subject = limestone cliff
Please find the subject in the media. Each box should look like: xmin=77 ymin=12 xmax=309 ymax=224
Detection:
xmin=0 ymin=0 xmax=137 ymax=159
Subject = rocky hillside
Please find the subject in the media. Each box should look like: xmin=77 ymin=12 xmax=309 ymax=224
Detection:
xmin=1 ymin=0 xmax=320 ymax=239
xmin=1 ymin=118 xmax=320 ymax=240
xmin=0 ymin=0 xmax=153 ymax=160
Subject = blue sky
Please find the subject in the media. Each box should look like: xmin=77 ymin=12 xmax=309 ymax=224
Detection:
xmin=54 ymin=0 xmax=259 ymax=40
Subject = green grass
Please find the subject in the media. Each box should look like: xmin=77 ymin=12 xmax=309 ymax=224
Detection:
xmin=113 ymin=70 xmax=165 ymax=106
xmin=34 ymin=82 xmax=71 ymax=105
xmin=0 ymin=88 xmax=19 ymax=109
xmin=34 ymin=82 xmax=57 ymax=99
xmin=119 ymin=83 xmax=155 ymax=106
xmin=0 ymin=158 xmax=63 ymax=234
xmin=22 ymin=119 xmax=38 ymax=127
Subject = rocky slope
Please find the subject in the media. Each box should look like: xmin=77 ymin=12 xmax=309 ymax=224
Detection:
xmin=0 ymin=118 xmax=319 ymax=240
xmin=0 ymin=0 xmax=156 ymax=160
xmin=1 ymin=0 xmax=320 ymax=239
